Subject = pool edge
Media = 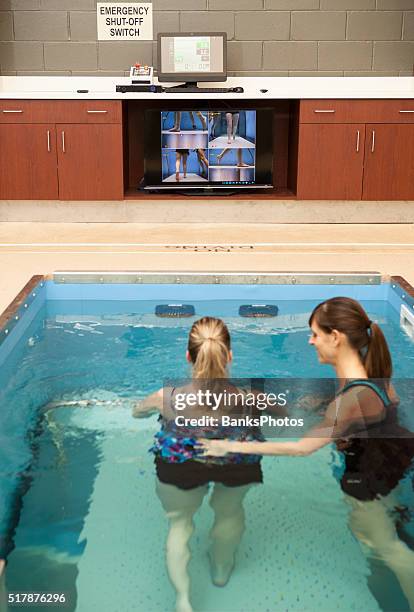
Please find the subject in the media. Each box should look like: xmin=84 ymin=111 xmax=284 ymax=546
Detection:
xmin=0 ymin=275 xmax=45 ymax=336
xmin=391 ymin=275 xmax=414 ymax=300
xmin=52 ymin=270 xmax=383 ymax=285
xmin=1 ymin=272 xmax=414 ymax=336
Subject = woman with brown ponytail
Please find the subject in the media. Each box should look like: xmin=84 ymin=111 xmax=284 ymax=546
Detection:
xmin=133 ymin=317 xmax=264 ymax=612
xmin=201 ymin=297 xmax=414 ymax=609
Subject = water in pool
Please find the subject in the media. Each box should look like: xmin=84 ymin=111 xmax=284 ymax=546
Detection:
xmin=1 ymin=298 xmax=414 ymax=612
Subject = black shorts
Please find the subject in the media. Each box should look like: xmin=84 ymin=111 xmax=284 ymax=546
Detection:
xmin=341 ymin=469 xmax=409 ymax=501
xmin=155 ymin=457 xmax=263 ymax=490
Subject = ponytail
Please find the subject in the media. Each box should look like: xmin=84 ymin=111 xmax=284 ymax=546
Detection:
xmin=365 ymin=322 xmax=392 ymax=380
xmin=188 ymin=317 xmax=231 ymax=379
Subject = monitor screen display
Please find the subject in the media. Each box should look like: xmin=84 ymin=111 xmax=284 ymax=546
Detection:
xmin=157 ymin=32 xmax=227 ymax=82
xmin=161 ymin=110 xmax=256 ymax=184
xmin=160 ymin=36 xmax=223 ymax=74
xmin=144 ymin=108 xmax=273 ymax=191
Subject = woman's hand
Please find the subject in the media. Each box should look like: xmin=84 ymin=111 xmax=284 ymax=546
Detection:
xmin=197 ymin=438 xmax=235 ymax=457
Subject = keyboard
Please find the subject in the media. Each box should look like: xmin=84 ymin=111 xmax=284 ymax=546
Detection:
xmin=166 ymin=87 xmax=240 ymax=93
xmin=116 ymin=84 xmax=163 ymax=93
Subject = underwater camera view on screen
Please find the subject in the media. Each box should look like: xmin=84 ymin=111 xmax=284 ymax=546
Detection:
xmin=161 ymin=110 xmax=256 ymax=185
xmin=1 ymin=295 xmax=414 ymax=612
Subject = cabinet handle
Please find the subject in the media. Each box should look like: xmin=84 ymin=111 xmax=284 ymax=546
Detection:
xmin=61 ymin=131 xmax=66 ymax=153
xmin=356 ymin=130 xmax=360 ymax=153
xmin=313 ymin=109 xmax=335 ymax=113
xmin=87 ymin=110 xmax=108 ymax=114
xmin=399 ymin=110 xmax=414 ymax=113
xmin=47 ymin=130 xmax=51 ymax=153
xmin=2 ymin=109 xmax=23 ymax=113
xmin=371 ymin=130 xmax=375 ymax=153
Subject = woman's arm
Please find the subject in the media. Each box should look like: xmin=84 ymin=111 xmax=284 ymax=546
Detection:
xmin=199 ymin=397 xmax=342 ymax=457
xmin=199 ymin=434 xmax=331 ymax=457
xmin=132 ymin=388 xmax=163 ymax=418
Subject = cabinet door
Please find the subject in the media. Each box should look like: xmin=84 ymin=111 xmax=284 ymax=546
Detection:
xmin=0 ymin=124 xmax=58 ymax=199
xmin=56 ymin=124 xmax=124 ymax=200
xmin=363 ymin=124 xmax=414 ymax=201
xmin=297 ymin=124 xmax=365 ymax=200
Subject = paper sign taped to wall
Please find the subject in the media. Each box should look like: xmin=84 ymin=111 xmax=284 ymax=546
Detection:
xmin=97 ymin=3 xmax=153 ymax=40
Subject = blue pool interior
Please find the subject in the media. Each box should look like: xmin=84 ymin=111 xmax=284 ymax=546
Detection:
xmin=1 ymin=280 xmax=414 ymax=612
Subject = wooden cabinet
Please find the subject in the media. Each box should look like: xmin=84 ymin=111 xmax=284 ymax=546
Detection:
xmin=297 ymin=124 xmax=365 ymax=200
xmin=1 ymin=97 xmax=413 ymax=202
xmin=56 ymin=124 xmax=124 ymax=200
xmin=298 ymin=99 xmax=414 ymax=200
xmin=51 ymin=101 xmax=122 ymax=124
xmin=299 ymin=99 xmax=414 ymax=125
xmin=0 ymin=124 xmax=58 ymax=200
xmin=1 ymin=100 xmax=123 ymax=201
xmin=363 ymin=124 xmax=414 ymax=201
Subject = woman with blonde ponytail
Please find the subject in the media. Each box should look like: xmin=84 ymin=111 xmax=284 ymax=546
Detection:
xmin=133 ymin=317 xmax=264 ymax=612
xmin=188 ymin=316 xmax=231 ymax=379
xmin=201 ymin=298 xmax=414 ymax=609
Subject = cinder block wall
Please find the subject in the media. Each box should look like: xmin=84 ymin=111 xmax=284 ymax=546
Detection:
xmin=0 ymin=0 xmax=413 ymax=76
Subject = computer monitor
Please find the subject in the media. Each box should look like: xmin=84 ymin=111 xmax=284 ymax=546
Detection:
xmin=157 ymin=32 xmax=227 ymax=84
xmin=143 ymin=107 xmax=274 ymax=193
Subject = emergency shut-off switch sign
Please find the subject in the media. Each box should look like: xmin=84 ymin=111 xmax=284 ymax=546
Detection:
xmin=97 ymin=3 xmax=153 ymax=40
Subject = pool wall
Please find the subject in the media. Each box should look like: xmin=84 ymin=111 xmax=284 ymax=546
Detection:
xmin=2 ymin=272 xmax=414 ymax=362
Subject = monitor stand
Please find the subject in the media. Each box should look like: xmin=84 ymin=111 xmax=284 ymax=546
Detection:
xmin=165 ymin=81 xmax=234 ymax=93
xmin=169 ymin=82 xmax=199 ymax=90
xmin=139 ymin=181 xmax=238 ymax=196
xmin=180 ymin=188 xmax=237 ymax=196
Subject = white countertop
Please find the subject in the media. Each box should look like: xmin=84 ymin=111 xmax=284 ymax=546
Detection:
xmin=1 ymin=76 xmax=413 ymax=100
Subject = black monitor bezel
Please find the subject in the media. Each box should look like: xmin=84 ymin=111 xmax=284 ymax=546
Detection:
xmin=157 ymin=32 xmax=227 ymax=83
xmin=143 ymin=107 xmax=274 ymax=191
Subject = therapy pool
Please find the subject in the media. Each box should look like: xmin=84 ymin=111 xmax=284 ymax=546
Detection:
xmin=0 ymin=272 xmax=414 ymax=612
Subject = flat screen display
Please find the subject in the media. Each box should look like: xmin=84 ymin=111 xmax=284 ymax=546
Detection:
xmin=157 ymin=32 xmax=227 ymax=82
xmin=161 ymin=36 xmax=223 ymax=74
xmin=144 ymin=108 xmax=273 ymax=191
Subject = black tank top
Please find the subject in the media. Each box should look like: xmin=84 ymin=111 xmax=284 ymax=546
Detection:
xmin=336 ymin=380 xmax=414 ymax=501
